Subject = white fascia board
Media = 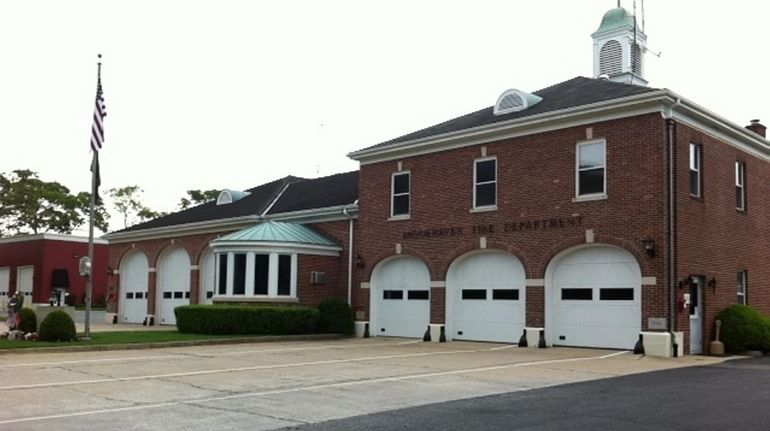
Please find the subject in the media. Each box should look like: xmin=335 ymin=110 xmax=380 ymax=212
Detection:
xmin=210 ymin=242 xmax=342 ymax=256
xmin=349 ymin=91 xmax=670 ymax=165
xmin=663 ymin=91 xmax=770 ymax=160
xmin=103 ymin=215 xmax=259 ymax=243
xmin=0 ymin=233 xmax=109 ymax=245
xmin=265 ymin=204 xmax=359 ymax=224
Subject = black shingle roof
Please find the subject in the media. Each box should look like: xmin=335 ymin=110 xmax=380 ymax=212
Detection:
xmin=267 ymin=171 xmax=359 ymax=215
xmin=359 ymin=76 xmax=658 ymax=151
xmin=113 ymin=172 xmax=359 ymax=234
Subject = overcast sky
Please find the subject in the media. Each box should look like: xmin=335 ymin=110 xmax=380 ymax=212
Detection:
xmin=2 ymin=1 xmax=769 ymax=234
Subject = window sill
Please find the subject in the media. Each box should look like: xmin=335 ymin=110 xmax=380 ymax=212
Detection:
xmin=689 ymin=194 xmax=704 ymax=202
xmin=470 ymin=205 xmax=497 ymax=213
xmin=212 ymin=296 xmax=298 ymax=303
xmin=388 ymin=215 xmax=411 ymax=222
xmin=572 ymin=194 xmax=607 ymax=203
xmin=736 ymin=208 xmax=747 ymax=214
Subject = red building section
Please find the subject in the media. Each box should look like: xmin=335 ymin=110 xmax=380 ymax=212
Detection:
xmin=0 ymin=234 xmax=108 ymax=307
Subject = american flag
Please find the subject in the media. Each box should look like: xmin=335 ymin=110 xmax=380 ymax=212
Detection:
xmin=90 ymin=75 xmax=106 ymax=151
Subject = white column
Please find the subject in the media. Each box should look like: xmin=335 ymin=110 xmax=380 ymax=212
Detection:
xmin=226 ymin=252 xmax=235 ymax=296
xmin=290 ymin=254 xmax=298 ymax=298
xmin=245 ymin=252 xmax=255 ymax=296
xmin=268 ymin=252 xmax=279 ymax=297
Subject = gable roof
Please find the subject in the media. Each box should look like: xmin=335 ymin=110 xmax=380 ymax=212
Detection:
xmin=110 ymin=171 xmax=358 ymax=235
xmin=351 ymin=77 xmax=657 ymax=155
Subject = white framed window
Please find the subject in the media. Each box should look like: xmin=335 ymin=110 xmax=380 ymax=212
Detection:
xmin=473 ymin=157 xmax=497 ymax=210
xmin=735 ymin=161 xmax=746 ymax=211
xmin=689 ymin=143 xmax=702 ymax=197
xmin=576 ymin=140 xmax=606 ymax=199
xmin=737 ymin=270 xmax=747 ymax=305
xmin=390 ymin=171 xmax=410 ymax=218
xmin=215 ymin=251 xmax=297 ymax=300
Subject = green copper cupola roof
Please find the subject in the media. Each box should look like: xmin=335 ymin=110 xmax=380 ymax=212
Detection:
xmin=213 ymin=221 xmax=339 ymax=247
xmin=594 ymin=7 xmax=636 ymax=33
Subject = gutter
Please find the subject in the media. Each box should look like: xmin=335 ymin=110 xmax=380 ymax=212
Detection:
xmin=342 ymin=200 xmax=358 ymax=306
xmin=664 ymin=98 xmax=681 ymax=357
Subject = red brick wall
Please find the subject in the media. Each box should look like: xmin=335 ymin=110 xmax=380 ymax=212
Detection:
xmin=675 ymin=122 xmax=770 ymax=351
xmin=356 ymin=114 xmax=670 ymax=336
xmin=108 ymin=220 xmax=352 ymax=316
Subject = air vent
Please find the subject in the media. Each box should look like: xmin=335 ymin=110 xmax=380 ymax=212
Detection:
xmin=216 ymin=189 xmax=251 ymax=205
xmin=493 ymin=89 xmax=543 ymax=116
xmin=599 ymin=40 xmax=623 ymax=75
xmin=311 ymin=271 xmax=326 ymax=285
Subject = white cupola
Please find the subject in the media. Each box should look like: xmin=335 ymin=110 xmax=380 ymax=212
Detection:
xmin=592 ymin=6 xmax=647 ymax=86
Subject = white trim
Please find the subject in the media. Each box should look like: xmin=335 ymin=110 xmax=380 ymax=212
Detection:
xmin=360 ymin=282 xmax=370 ymax=289
xmin=190 ymin=265 xmax=199 ymax=270
xmin=260 ymin=182 xmax=293 ymax=217
xmin=689 ymin=143 xmax=702 ymax=198
xmin=430 ymin=281 xmax=446 ymax=288
xmin=473 ymin=156 xmax=497 ymax=210
xmin=575 ymin=139 xmax=607 ymax=199
xmin=735 ymin=161 xmax=746 ymax=211
xmin=525 ymin=279 xmax=545 ymax=287
xmin=0 ymin=233 xmax=108 ymax=245
xmin=388 ymin=215 xmax=411 ymax=222
xmin=469 ymin=205 xmax=497 ymax=213
xmin=348 ymin=90 xmax=770 ymax=165
xmin=390 ymin=171 xmax=411 ymax=218
xmin=210 ymin=242 xmax=341 ymax=256
xmin=572 ymin=194 xmax=607 ymax=203
xmin=264 ymin=205 xmax=359 ymax=224
xmin=641 ymin=276 xmax=657 ymax=286
xmin=212 ymin=296 xmax=300 ymax=304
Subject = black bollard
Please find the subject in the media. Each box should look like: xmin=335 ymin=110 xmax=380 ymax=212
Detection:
xmin=518 ymin=328 xmax=528 ymax=347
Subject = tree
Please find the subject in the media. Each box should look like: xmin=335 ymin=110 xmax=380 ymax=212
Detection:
xmin=0 ymin=169 xmax=108 ymax=235
xmin=108 ymin=186 xmax=166 ymax=229
xmin=179 ymin=189 xmax=219 ymax=209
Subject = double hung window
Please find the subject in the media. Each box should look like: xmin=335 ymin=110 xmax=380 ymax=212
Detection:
xmin=474 ymin=158 xmax=497 ymax=209
xmin=576 ymin=140 xmax=606 ymax=198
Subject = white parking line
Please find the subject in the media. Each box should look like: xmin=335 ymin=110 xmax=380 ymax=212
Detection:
xmin=0 ymin=351 xmax=624 ymax=426
xmin=0 ymin=348 xmax=485 ymax=391
xmin=0 ymin=341 xmax=407 ymax=369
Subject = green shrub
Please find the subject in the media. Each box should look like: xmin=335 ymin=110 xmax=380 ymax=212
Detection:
xmin=175 ymin=305 xmax=318 ymax=335
xmin=715 ymin=304 xmax=770 ymax=352
xmin=38 ymin=310 xmax=77 ymax=342
xmin=18 ymin=308 xmax=37 ymax=333
xmin=317 ymin=299 xmax=354 ymax=335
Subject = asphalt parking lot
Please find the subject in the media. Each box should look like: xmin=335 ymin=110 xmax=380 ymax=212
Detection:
xmin=0 ymin=338 xmax=726 ymax=430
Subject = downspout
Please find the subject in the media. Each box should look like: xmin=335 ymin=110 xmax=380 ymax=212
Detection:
xmin=342 ymin=200 xmax=358 ymax=306
xmin=665 ymin=98 xmax=681 ymax=356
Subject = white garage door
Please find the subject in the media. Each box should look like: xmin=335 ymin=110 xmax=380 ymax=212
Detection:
xmin=548 ymin=246 xmax=641 ymax=349
xmin=0 ymin=267 xmax=9 ymax=312
xmin=16 ymin=266 xmax=34 ymax=307
xmin=447 ymin=251 xmax=526 ymax=343
xmin=199 ymin=249 xmax=215 ymax=305
xmin=120 ymin=252 xmax=148 ymax=323
xmin=371 ymin=256 xmax=430 ymax=338
xmin=157 ymin=247 xmax=191 ymax=325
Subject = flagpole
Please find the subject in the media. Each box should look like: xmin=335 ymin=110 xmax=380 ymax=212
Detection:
xmin=84 ymin=55 xmax=102 ymax=340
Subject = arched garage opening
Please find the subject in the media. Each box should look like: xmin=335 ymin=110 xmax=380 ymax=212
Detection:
xmin=199 ymin=248 xmax=215 ymax=305
xmin=446 ymin=250 xmax=526 ymax=343
xmin=119 ymin=250 xmax=149 ymax=324
xmin=545 ymin=244 xmax=642 ymax=349
xmin=370 ymin=255 xmax=430 ymax=338
xmin=156 ymin=246 xmax=191 ymax=325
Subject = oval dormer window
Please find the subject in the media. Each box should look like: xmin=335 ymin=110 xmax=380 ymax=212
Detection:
xmin=217 ymin=189 xmax=250 ymax=205
xmin=493 ymin=89 xmax=543 ymax=116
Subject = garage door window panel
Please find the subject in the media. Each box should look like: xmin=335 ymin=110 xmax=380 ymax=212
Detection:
xmin=576 ymin=140 xmax=606 ymax=198
xmin=383 ymin=290 xmax=404 ymax=300
xmin=561 ymin=288 xmax=593 ymax=300
xmin=462 ymin=289 xmax=487 ymax=300
xmin=492 ymin=289 xmax=519 ymax=300
xmin=599 ymin=288 xmax=634 ymax=300
xmin=407 ymin=290 xmax=429 ymax=300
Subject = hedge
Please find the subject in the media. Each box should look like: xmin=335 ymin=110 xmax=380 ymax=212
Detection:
xmin=317 ymin=299 xmax=354 ymax=335
xmin=18 ymin=308 xmax=37 ymax=333
xmin=38 ymin=310 xmax=77 ymax=342
xmin=175 ymin=305 xmax=318 ymax=335
xmin=716 ymin=304 xmax=770 ymax=353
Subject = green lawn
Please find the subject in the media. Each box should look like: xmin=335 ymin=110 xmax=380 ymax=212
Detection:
xmin=0 ymin=331 xmax=252 ymax=350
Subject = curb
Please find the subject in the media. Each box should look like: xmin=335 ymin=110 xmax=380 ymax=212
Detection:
xmin=0 ymin=333 xmax=347 ymax=355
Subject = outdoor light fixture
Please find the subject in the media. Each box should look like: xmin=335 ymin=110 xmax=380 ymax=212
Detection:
xmin=679 ymin=275 xmax=694 ymax=290
xmin=356 ymin=254 xmax=365 ymax=269
xmin=708 ymin=277 xmax=717 ymax=293
xmin=642 ymin=238 xmax=655 ymax=257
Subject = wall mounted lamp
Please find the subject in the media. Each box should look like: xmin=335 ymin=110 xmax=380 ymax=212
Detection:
xmin=708 ymin=277 xmax=717 ymax=293
xmin=641 ymin=239 xmax=656 ymax=257
xmin=355 ymin=254 xmax=365 ymax=269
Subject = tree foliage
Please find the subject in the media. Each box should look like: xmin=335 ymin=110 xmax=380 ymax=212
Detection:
xmin=179 ymin=189 xmax=219 ymax=210
xmin=108 ymin=185 xmax=167 ymax=228
xmin=0 ymin=169 xmax=108 ymax=235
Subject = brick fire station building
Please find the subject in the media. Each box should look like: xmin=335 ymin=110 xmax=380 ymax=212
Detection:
xmin=104 ymin=7 xmax=769 ymax=354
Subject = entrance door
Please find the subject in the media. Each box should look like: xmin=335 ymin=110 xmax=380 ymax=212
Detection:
xmin=689 ymin=277 xmax=703 ymax=354
xmin=16 ymin=266 xmax=34 ymax=306
xmin=0 ymin=267 xmax=9 ymax=312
